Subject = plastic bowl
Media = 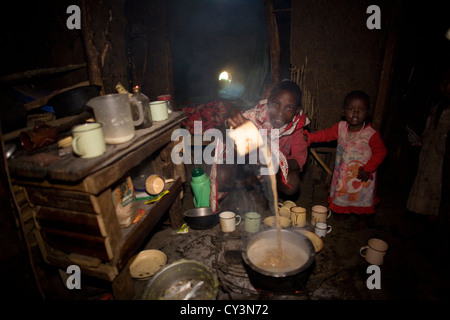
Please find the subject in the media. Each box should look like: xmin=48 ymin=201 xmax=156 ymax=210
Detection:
xmin=129 ymin=249 xmax=167 ymax=280
xmin=263 ymin=215 xmax=292 ymax=228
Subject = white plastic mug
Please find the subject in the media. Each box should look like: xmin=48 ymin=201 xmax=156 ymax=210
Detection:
xmin=360 ymin=238 xmax=388 ymax=265
xmin=219 ymin=211 xmax=241 ymax=232
xmin=311 ymin=205 xmax=332 ymax=226
xmin=72 ymin=123 xmax=106 ymax=158
xmin=314 ymin=222 xmax=332 ymax=238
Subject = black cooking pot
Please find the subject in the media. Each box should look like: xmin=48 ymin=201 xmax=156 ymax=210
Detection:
xmin=48 ymin=85 xmax=101 ymax=119
xmin=183 ymin=207 xmax=219 ymax=230
xmin=241 ymin=229 xmax=316 ymax=294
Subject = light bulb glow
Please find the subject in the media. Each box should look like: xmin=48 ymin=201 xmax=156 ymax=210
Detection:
xmin=219 ymin=71 xmax=231 ymax=82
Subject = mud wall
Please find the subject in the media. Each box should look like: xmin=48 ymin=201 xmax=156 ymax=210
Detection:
xmin=290 ymin=0 xmax=392 ymax=131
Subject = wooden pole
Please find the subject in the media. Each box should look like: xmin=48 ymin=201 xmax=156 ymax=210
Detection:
xmin=80 ymin=0 xmax=104 ymax=95
xmin=0 ymin=64 xmax=86 ymax=84
xmin=23 ymin=81 xmax=90 ymax=111
xmin=372 ymin=6 xmax=400 ymax=130
xmin=310 ymin=148 xmax=333 ymax=176
xmin=264 ymin=0 xmax=281 ymax=84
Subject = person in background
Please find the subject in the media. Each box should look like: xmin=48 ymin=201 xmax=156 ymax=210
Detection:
xmin=304 ymin=90 xmax=387 ymax=215
xmin=407 ymin=68 xmax=450 ymax=223
xmin=210 ymin=80 xmax=310 ymax=213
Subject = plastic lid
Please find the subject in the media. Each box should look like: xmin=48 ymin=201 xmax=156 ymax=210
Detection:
xmin=191 ymin=167 xmax=205 ymax=177
xmin=157 ymin=94 xmax=171 ymax=101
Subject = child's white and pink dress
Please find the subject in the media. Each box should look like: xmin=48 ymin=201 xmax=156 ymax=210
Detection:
xmin=308 ymin=121 xmax=387 ymax=214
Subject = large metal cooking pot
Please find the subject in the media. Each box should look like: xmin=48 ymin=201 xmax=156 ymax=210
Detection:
xmin=183 ymin=207 xmax=219 ymax=230
xmin=241 ymin=229 xmax=315 ymax=294
xmin=48 ymin=85 xmax=101 ymax=119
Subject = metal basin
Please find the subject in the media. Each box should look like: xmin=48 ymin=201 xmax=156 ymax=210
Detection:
xmin=48 ymin=85 xmax=101 ymax=119
xmin=183 ymin=207 xmax=219 ymax=229
xmin=142 ymin=259 xmax=218 ymax=300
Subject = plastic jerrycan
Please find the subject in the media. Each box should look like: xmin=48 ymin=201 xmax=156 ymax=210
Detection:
xmin=190 ymin=167 xmax=211 ymax=207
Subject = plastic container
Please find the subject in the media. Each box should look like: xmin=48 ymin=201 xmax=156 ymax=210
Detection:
xmin=87 ymin=93 xmax=141 ymax=144
xmin=190 ymin=167 xmax=211 ymax=208
xmin=131 ymin=85 xmax=153 ymax=129
xmin=157 ymin=94 xmax=174 ymax=113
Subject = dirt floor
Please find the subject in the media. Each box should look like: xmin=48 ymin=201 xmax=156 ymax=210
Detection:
xmin=132 ymin=171 xmax=450 ymax=300
xmin=35 ymin=161 xmax=450 ymax=301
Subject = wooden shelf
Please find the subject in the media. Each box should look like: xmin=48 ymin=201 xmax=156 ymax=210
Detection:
xmin=8 ymin=111 xmax=186 ymax=192
xmin=115 ymin=177 xmax=182 ymax=269
xmin=10 ymin=112 xmax=187 ymax=282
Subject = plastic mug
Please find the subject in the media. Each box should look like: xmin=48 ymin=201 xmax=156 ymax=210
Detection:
xmin=71 ymin=123 xmax=106 ymax=159
xmin=219 ymin=211 xmax=241 ymax=232
xmin=314 ymin=222 xmax=332 ymax=238
xmin=311 ymin=205 xmax=332 ymax=226
xmin=244 ymin=212 xmax=261 ymax=233
xmin=290 ymin=206 xmax=307 ymax=227
xmin=360 ymin=238 xmax=388 ymax=265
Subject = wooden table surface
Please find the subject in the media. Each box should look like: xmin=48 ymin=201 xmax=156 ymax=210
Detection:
xmin=8 ymin=111 xmax=187 ymax=193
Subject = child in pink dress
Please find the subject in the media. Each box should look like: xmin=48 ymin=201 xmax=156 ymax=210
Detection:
xmin=305 ymin=91 xmax=387 ymax=214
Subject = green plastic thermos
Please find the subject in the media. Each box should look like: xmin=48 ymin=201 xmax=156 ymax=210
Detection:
xmin=190 ymin=167 xmax=211 ymax=207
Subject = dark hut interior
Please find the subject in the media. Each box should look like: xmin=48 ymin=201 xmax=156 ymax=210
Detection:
xmin=1 ymin=0 xmax=449 ymax=305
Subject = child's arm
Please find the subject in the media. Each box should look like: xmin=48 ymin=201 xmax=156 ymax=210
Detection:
xmin=304 ymin=122 xmax=340 ymax=146
xmin=362 ymin=131 xmax=387 ymax=173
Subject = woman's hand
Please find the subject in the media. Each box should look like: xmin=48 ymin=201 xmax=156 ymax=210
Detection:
xmin=226 ymin=109 xmax=247 ymax=128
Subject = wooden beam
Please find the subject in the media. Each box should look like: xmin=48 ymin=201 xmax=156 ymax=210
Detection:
xmin=23 ymin=81 xmax=90 ymax=111
xmin=310 ymin=148 xmax=332 ymax=176
xmin=2 ymin=111 xmax=92 ymax=142
xmin=80 ymin=0 xmax=105 ymax=94
xmin=264 ymin=0 xmax=281 ymax=84
xmin=372 ymin=7 xmax=400 ymax=130
xmin=0 ymin=64 xmax=86 ymax=84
